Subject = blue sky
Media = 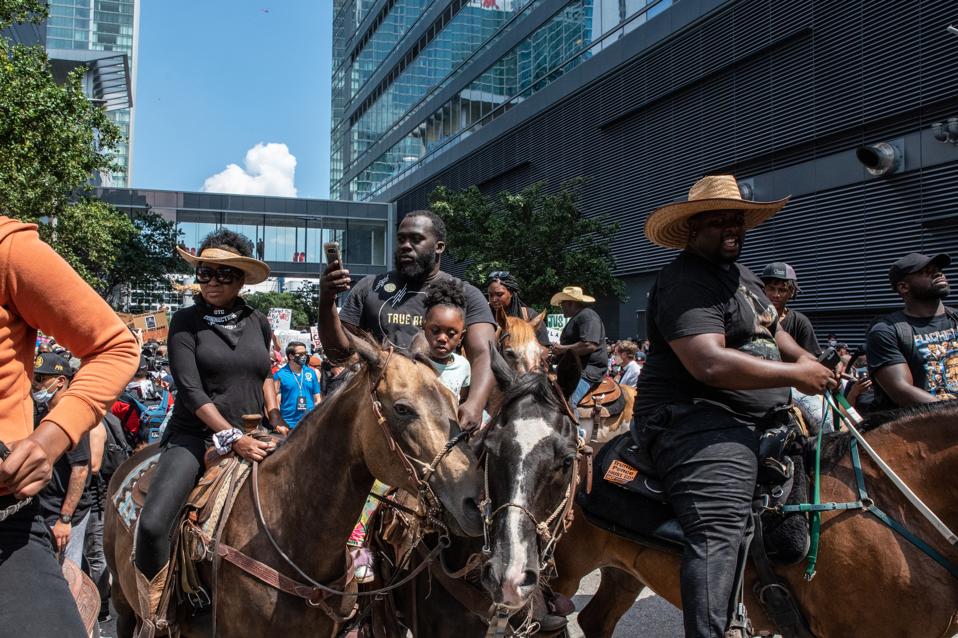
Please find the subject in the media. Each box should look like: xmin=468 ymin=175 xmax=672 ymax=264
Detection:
xmin=130 ymin=1 xmax=332 ymax=198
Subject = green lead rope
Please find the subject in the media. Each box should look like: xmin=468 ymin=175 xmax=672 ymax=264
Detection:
xmin=803 ymin=394 xmax=827 ymax=581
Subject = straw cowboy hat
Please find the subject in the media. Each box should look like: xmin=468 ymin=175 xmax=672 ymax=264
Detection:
xmin=644 ymin=175 xmax=789 ymax=250
xmin=176 ymin=246 xmax=270 ymax=285
xmin=550 ymin=286 xmax=595 ymax=306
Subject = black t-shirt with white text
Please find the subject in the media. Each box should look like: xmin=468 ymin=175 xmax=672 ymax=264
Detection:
xmin=866 ymin=308 xmax=958 ymax=407
xmin=37 ymin=432 xmax=92 ymax=526
xmin=634 ymin=251 xmax=790 ymax=421
xmin=340 ymin=270 xmax=495 ymax=350
xmin=780 ymin=309 xmax=821 ymax=355
xmin=559 ymin=307 xmax=607 ymax=383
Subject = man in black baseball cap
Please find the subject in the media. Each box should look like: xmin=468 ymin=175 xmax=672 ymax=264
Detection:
xmin=31 ymin=353 xmax=93 ymax=568
xmin=760 ymin=262 xmax=821 ymax=355
xmin=866 ymin=252 xmax=957 ymax=408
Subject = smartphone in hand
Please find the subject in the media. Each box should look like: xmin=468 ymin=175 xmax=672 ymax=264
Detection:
xmin=323 ymin=241 xmax=342 ymax=268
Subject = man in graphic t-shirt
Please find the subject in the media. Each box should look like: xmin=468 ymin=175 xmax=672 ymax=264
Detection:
xmin=866 ymin=252 xmax=957 ymax=407
xmin=318 ymin=210 xmax=496 ymax=430
xmin=634 ymin=176 xmax=834 ymax=638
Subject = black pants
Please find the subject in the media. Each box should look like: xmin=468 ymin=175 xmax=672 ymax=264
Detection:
xmin=641 ymin=406 xmax=759 ymax=638
xmin=0 ymin=498 xmax=87 ymax=637
xmin=134 ymin=429 xmax=206 ymax=579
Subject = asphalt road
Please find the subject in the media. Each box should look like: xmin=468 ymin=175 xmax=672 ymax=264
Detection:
xmin=569 ymin=569 xmax=683 ymax=637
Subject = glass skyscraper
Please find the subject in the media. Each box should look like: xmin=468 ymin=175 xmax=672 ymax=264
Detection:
xmin=46 ymin=0 xmax=139 ymax=187
xmin=330 ymin=0 xmax=674 ymax=201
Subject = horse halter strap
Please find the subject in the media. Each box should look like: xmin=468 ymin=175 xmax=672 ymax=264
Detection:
xmin=368 ymin=346 xmax=467 ymax=534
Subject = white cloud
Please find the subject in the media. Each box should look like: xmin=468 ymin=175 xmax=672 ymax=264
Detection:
xmin=201 ymin=142 xmax=297 ymax=197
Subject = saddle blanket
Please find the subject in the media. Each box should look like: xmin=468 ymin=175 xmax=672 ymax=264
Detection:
xmin=577 ymin=433 xmax=810 ymax=564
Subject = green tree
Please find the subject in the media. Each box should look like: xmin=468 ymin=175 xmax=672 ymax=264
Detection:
xmin=243 ymin=291 xmax=311 ymax=330
xmin=1 ymin=1 xmax=179 ymax=303
xmin=102 ymin=209 xmax=184 ymax=304
xmin=429 ymin=179 xmax=625 ymax=309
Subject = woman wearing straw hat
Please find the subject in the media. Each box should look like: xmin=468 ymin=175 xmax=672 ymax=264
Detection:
xmin=134 ymin=230 xmax=280 ymax=596
xmin=633 ymin=176 xmax=835 ymax=638
xmin=549 ymin=285 xmax=606 ymax=408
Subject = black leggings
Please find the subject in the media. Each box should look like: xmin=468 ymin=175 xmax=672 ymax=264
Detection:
xmin=134 ymin=429 xmax=206 ymax=579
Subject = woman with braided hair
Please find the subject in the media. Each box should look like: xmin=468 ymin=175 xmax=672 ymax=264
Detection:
xmin=484 ymin=271 xmax=551 ymax=346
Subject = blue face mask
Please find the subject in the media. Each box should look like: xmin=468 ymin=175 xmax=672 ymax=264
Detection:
xmin=32 ymin=380 xmax=58 ymax=406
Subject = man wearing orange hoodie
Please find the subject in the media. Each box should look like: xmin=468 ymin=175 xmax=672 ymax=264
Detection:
xmin=0 ymin=218 xmax=139 ymax=636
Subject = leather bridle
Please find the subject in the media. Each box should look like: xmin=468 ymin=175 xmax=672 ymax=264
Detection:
xmin=477 ymin=381 xmax=591 ymax=636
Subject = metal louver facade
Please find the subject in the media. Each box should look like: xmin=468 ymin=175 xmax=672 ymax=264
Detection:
xmin=375 ymin=0 xmax=958 ymax=346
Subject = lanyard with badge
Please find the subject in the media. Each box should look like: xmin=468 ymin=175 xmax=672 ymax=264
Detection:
xmin=292 ymin=363 xmax=309 ymax=412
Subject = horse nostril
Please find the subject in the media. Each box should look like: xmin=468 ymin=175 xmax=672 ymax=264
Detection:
xmin=520 ymin=569 xmax=538 ymax=589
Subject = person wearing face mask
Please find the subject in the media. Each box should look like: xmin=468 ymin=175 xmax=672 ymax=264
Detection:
xmin=31 ymin=354 xmax=93 ymax=569
xmin=272 ymin=341 xmax=322 ymax=433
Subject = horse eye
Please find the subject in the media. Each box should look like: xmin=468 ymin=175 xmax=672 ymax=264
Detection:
xmin=561 ymin=455 xmax=575 ymax=470
xmin=504 ymin=349 xmax=517 ymax=359
xmin=392 ymin=402 xmax=416 ymax=418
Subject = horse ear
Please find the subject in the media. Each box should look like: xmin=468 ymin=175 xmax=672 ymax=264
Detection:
xmin=495 ymin=304 xmax=509 ymax=331
xmin=529 ymin=308 xmax=547 ymax=330
xmin=488 ymin=340 xmax=516 ymax=391
xmin=347 ymin=332 xmax=383 ymax=374
xmin=408 ymin=330 xmax=431 ymax=359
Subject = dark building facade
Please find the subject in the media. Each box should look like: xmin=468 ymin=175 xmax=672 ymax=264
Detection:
xmin=348 ymin=0 xmax=958 ymax=346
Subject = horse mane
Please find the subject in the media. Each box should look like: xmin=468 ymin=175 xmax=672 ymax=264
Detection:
xmin=817 ymin=399 xmax=958 ymax=471
xmin=500 ymin=372 xmax=567 ymax=416
xmin=503 ymin=316 xmax=536 ymax=344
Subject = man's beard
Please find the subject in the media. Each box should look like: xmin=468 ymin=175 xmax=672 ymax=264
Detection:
xmin=395 ymin=250 xmax=435 ymax=282
xmin=912 ymin=283 xmax=950 ymax=301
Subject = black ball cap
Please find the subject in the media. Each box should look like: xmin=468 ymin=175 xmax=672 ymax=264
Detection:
xmin=889 ymin=252 xmax=951 ymax=286
xmin=34 ymin=353 xmax=75 ymax=377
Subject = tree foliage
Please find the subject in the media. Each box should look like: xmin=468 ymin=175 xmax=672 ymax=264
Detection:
xmin=0 ymin=0 xmax=179 ymax=303
xmin=243 ymin=291 xmax=312 ymax=330
xmin=429 ymin=180 xmax=625 ymax=309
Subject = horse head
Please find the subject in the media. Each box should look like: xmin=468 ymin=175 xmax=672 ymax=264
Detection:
xmin=349 ymin=333 xmax=483 ymax=537
xmin=497 ymin=310 xmax=548 ymax=375
xmin=479 ymin=345 xmax=579 ymax=609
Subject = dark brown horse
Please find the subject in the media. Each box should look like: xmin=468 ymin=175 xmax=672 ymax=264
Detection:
xmin=364 ymin=347 xmax=579 ymax=637
xmin=552 ymin=402 xmax=958 ymax=637
xmin=105 ymin=335 xmax=484 ymax=637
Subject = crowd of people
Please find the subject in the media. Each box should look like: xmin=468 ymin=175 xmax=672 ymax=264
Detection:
xmin=0 ymin=171 xmax=954 ymax=638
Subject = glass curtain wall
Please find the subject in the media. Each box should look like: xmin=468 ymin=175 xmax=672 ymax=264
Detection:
xmin=177 ymin=213 xmax=387 ymax=267
xmin=47 ymin=0 xmax=136 ymax=187
xmin=352 ymin=0 xmax=674 ymax=199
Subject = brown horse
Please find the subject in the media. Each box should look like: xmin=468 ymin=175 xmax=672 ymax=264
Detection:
xmin=496 ymin=309 xmax=549 ymax=375
xmin=105 ymin=335 xmax=484 ymax=638
xmin=552 ymin=402 xmax=958 ymax=637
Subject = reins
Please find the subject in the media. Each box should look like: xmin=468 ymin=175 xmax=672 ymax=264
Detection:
xmin=216 ymin=347 xmax=472 ymax=622
xmin=782 ymin=391 xmax=958 ymax=581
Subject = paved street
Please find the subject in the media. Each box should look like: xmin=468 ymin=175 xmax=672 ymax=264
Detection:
xmin=569 ymin=570 xmax=683 ymax=637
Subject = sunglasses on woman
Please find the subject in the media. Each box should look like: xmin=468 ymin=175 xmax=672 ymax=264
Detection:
xmin=194 ymin=266 xmax=243 ymax=284
xmin=488 ymin=270 xmax=510 ymax=279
